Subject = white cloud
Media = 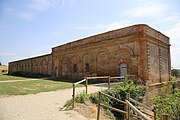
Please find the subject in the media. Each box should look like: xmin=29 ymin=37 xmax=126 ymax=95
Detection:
xmin=163 ymin=22 xmax=180 ymax=68
xmin=105 ymin=20 xmax=131 ymax=31
xmin=17 ymin=12 xmax=32 ymax=20
xmin=0 ymin=52 xmax=16 ymax=56
xmin=164 ymin=16 xmax=179 ymax=22
xmin=125 ymin=1 xmax=168 ymax=18
xmin=77 ymin=24 xmax=105 ymax=30
xmin=53 ymin=32 xmax=61 ymax=37
xmin=28 ymin=0 xmax=55 ymax=11
xmin=4 ymin=7 xmax=32 ymax=20
xmin=4 ymin=0 xmax=56 ymax=20
xmin=77 ymin=20 xmax=131 ymax=32
xmin=61 ymin=0 xmax=65 ymax=7
xmin=164 ymin=22 xmax=180 ymax=40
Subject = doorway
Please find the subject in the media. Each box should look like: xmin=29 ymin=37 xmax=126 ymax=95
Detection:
xmin=120 ymin=64 xmax=127 ymax=81
xmin=55 ymin=67 xmax=58 ymax=77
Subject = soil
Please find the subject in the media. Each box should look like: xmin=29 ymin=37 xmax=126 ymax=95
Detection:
xmin=74 ymin=101 xmax=111 ymax=120
xmin=0 ymin=84 xmax=109 ymax=120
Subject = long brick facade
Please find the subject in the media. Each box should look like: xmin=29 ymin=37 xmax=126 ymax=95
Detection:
xmin=9 ymin=24 xmax=171 ymax=86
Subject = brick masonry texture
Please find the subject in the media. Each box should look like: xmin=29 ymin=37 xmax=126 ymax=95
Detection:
xmin=9 ymin=24 xmax=171 ymax=87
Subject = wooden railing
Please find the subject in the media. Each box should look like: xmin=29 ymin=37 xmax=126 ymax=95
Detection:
xmin=129 ymin=98 xmax=156 ymax=119
xmin=97 ymin=91 xmax=128 ymax=120
xmin=72 ymin=75 xmax=170 ymax=120
xmin=97 ymin=92 xmax=171 ymax=120
xmin=97 ymin=92 xmax=152 ymax=120
xmin=72 ymin=75 xmax=130 ymax=108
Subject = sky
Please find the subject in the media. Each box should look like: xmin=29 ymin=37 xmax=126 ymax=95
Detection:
xmin=0 ymin=0 xmax=180 ymax=69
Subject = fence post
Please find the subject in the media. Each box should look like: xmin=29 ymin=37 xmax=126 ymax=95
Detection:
xmin=97 ymin=91 xmax=101 ymax=120
xmin=85 ymin=77 xmax=88 ymax=94
xmin=108 ymin=76 xmax=110 ymax=89
xmin=72 ymin=83 xmax=75 ymax=108
xmin=126 ymin=93 xmax=130 ymax=120
xmin=153 ymin=107 xmax=156 ymax=120
xmin=162 ymin=114 xmax=168 ymax=120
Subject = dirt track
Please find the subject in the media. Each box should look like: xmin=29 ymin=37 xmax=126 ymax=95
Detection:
xmin=0 ymin=84 xmax=108 ymax=120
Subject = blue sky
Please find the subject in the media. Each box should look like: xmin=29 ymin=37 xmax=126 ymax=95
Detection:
xmin=0 ymin=0 xmax=180 ymax=68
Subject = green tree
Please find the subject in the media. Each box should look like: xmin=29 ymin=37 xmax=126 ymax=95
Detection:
xmin=0 ymin=62 xmax=2 ymax=66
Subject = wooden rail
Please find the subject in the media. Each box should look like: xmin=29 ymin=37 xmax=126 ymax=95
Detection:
xmin=97 ymin=91 xmax=128 ymax=120
xmin=126 ymin=100 xmax=151 ymax=120
xmin=72 ymin=75 xmax=169 ymax=120
xmin=72 ymin=78 xmax=87 ymax=108
xmin=97 ymin=92 xmax=156 ymax=120
xmin=148 ymin=79 xmax=180 ymax=87
xmin=129 ymin=98 xmax=153 ymax=111
xmin=72 ymin=75 xmax=130 ymax=108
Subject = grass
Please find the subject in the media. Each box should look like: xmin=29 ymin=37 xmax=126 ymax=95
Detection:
xmin=0 ymin=74 xmax=83 ymax=96
xmin=0 ymin=79 xmax=83 ymax=96
xmin=0 ymin=74 xmax=32 ymax=81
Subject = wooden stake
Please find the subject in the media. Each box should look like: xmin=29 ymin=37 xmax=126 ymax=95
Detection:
xmin=97 ymin=91 xmax=101 ymax=120
xmin=162 ymin=114 xmax=168 ymax=120
xmin=108 ymin=76 xmax=110 ymax=89
xmin=126 ymin=93 xmax=130 ymax=120
xmin=85 ymin=77 xmax=88 ymax=94
xmin=72 ymin=84 xmax=75 ymax=108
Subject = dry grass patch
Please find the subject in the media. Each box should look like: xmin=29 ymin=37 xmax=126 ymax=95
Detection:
xmin=74 ymin=101 xmax=111 ymax=120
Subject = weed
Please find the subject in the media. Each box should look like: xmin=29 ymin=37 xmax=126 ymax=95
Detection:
xmin=75 ymin=91 xmax=89 ymax=103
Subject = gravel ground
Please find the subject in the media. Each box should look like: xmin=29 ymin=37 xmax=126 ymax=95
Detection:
xmin=0 ymin=84 xmax=108 ymax=120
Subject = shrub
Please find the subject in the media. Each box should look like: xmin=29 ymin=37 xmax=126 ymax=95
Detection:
xmin=89 ymin=93 xmax=99 ymax=104
xmin=75 ymin=91 xmax=89 ymax=103
xmin=63 ymin=99 xmax=73 ymax=109
xmin=65 ymin=76 xmax=146 ymax=119
xmin=101 ymin=78 xmax=146 ymax=119
xmin=152 ymin=78 xmax=180 ymax=120
xmin=88 ymin=77 xmax=146 ymax=119
xmin=10 ymin=71 xmax=51 ymax=78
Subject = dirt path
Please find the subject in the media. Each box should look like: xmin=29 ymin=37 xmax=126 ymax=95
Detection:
xmin=0 ymin=84 xmax=108 ymax=120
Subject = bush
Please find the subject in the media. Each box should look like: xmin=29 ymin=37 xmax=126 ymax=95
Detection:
xmin=101 ymin=77 xmax=146 ymax=119
xmin=65 ymin=76 xmax=146 ymax=119
xmin=89 ymin=93 xmax=99 ymax=104
xmin=63 ymin=99 xmax=73 ymax=109
xmin=88 ymin=77 xmax=146 ymax=119
xmin=152 ymin=78 xmax=180 ymax=120
xmin=10 ymin=71 xmax=51 ymax=78
xmin=75 ymin=91 xmax=89 ymax=103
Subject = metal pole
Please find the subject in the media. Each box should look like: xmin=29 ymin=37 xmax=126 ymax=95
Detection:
xmin=97 ymin=91 xmax=101 ymax=120
xmin=73 ymin=83 xmax=75 ymax=108
xmin=108 ymin=76 xmax=110 ymax=89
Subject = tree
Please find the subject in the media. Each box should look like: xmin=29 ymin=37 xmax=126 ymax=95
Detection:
xmin=172 ymin=69 xmax=180 ymax=77
xmin=0 ymin=62 xmax=2 ymax=66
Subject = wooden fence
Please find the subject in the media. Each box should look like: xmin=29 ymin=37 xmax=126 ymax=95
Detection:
xmin=97 ymin=91 xmax=153 ymax=120
xmin=97 ymin=91 xmax=128 ymax=120
xmin=97 ymin=92 xmax=171 ymax=120
xmin=72 ymin=75 xmax=131 ymax=108
xmin=72 ymin=75 xmax=170 ymax=120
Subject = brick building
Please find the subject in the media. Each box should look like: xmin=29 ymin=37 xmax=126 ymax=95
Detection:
xmin=9 ymin=24 xmax=171 ymax=86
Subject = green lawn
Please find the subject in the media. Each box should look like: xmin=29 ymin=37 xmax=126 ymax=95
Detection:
xmin=0 ymin=74 xmax=32 ymax=81
xmin=0 ymin=79 xmax=82 ymax=96
xmin=0 ymin=75 xmax=83 ymax=96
